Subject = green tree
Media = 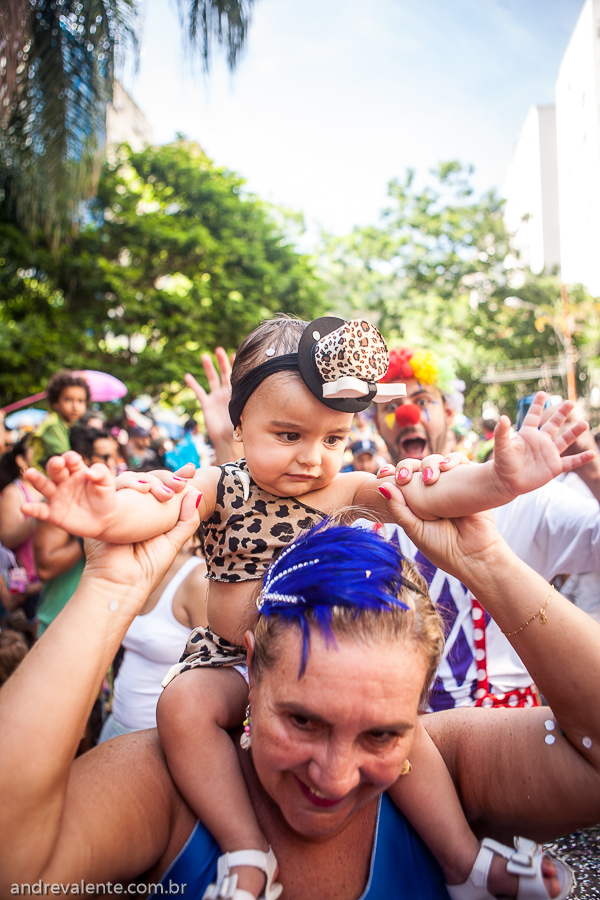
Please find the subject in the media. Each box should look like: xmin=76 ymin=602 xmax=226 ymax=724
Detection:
xmin=466 ymin=275 xmax=600 ymax=419
xmin=0 ymin=141 xmax=323 ymax=406
xmin=318 ymin=162 xmax=512 ymax=336
xmin=317 ymin=162 xmax=600 ymax=422
xmin=0 ymin=0 xmax=255 ymax=247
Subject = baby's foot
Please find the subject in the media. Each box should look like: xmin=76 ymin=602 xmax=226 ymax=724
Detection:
xmin=230 ymin=863 xmax=267 ymax=898
xmin=487 ymin=851 xmax=561 ymax=898
xmin=446 ymin=837 xmax=574 ymax=900
xmin=204 ymin=847 xmax=282 ymax=900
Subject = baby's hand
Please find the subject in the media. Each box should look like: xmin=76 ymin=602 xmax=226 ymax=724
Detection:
xmin=377 ymin=452 xmax=471 ymax=486
xmin=115 ymin=468 xmax=191 ymax=501
xmin=492 ymin=392 xmax=595 ymax=500
xmin=22 ymin=452 xmax=118 ymax=538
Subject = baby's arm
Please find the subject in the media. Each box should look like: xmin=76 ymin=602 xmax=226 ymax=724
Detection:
xmin=353 ymin=392 xmax=595 ymax=521
xmin=388 ymin=718 xmax=479 ymax=884
xmin=22 ymin=452 xmax=218 ymax=543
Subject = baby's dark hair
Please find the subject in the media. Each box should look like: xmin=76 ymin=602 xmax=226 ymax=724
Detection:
xmin=47 ymin=371 xmax=91 ymax=407
xmin=230 ymin=316 xmax=307 ymax=389
xmin=0 ymin=627 xmax=29 ymax=686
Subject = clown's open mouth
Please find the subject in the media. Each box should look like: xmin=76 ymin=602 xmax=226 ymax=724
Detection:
xmin=398 ymin=436 xmax=427 ymax=460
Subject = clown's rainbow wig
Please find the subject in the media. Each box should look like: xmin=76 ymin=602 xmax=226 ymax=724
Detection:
xmin=252 ymin=520 xmax=444 ymax=704
xmin=380 ymin=347 xmax=457 ymax=397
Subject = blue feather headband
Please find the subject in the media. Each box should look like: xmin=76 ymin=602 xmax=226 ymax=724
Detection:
xmin=258 ymin=520 xmax=426 ymax=675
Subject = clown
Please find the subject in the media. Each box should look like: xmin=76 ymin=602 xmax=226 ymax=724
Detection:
xmin=375 ymin=348 xmax=460 ymax=461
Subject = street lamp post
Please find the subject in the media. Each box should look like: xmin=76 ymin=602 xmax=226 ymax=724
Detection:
xmin=504 ymin=293 xmax=577 ymax=401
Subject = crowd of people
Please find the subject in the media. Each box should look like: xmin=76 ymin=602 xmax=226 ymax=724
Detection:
xmin=0 ymin=318 xmax=600 ymax=899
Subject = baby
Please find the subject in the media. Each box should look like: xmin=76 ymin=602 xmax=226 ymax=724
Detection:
xmin=24 ymin=316 xmax=591 ymax=900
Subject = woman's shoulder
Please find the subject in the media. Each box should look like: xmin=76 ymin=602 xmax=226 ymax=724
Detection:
xmin=1 ymin=479 xmax=22 ymax=497
xmin=0 ymin=479 xmax=31 ymax=511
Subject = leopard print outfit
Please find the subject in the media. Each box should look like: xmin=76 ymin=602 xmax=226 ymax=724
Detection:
xmin=203 ymin=459 xmax=326 ymax=583
xmin=161 ymin=625 xmax=248 ymax=686
xmin=162 ymin=460 xmax=326 ymax=683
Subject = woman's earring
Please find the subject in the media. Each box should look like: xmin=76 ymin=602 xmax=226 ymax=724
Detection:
xmin=240 ymin=704 xmax=252 ymax=750
xmin=400 ymin=759 xmax=412 ymax=776
xmin=233 ymin=430 xmax=241 ymax=441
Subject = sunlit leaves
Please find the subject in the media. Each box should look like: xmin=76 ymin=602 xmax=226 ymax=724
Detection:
xmin=0 ymin=141 xmax=322 ymax=405
xmin=0 ymin=0 xmax=257 ymax=247
xmin=317 ymin=162 xmax=600 ymax=420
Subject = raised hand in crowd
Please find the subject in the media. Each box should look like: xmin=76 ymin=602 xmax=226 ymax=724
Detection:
xmin=185 ymin=347 xmax=238 ymax=464
xmin=540 ymin=398 xmax=600 ymax=502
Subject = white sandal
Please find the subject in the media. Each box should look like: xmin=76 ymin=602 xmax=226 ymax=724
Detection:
xmin=446 ymin=836 xmax=575 ymax=900
xmin=202 ymin=846 xmax=283 ymax=900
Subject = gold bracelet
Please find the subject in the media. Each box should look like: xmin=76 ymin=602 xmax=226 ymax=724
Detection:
xmin=501 ymin=586 xmax=554 ymax=637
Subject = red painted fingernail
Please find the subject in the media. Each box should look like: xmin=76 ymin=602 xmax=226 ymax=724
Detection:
xmin=138 ymin=479 xmax=149 ymax=484
xmin=195 ymin=493 xmax=203 ymax=508
xmin=163 ymin=487 xmax=174 ymax=494
xmin=378 ymin=486 xmax=391 ymax=499
xmin=378 ymin=466 xmax=394 ymax=475
xmin=397 ymin=468 xmax=410 ymax=480
xmin=423 ymin=468 xmax=433 ymax=482
xmin=172 ymin=476 xmax=185 ymax=481
xmin=442 ymin=458 xmax=451 ymax=464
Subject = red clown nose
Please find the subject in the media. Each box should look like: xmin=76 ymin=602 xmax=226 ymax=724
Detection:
xmin=394 ymin=403 xmax=421 ymax=427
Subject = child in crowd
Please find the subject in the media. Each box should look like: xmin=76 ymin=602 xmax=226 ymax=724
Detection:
xmin=30 ymin=371 xmax=90 ymax=472
xmin=23 ymin=316 xmax=590 ymax=900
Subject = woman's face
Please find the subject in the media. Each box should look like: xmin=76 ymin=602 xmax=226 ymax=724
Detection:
xmin=16 ymin=445 xmax=33 ymax=472
xmin=248 ymin=625 xmax=427 ymax=840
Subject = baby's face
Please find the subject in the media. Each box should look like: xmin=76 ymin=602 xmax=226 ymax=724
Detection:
xmin=238 ymin=373 xmax=352 ymax=497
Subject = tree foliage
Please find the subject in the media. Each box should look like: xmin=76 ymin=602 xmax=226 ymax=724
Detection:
xmin=176 ymin=0 xmax=255 ymax=71
xmin=0 ymin=0 xmax=256 ymax=247
xmin=317 ymin=162 xmax=600 ymax=421
xmin=0 ymin=0 xmax=138 ymax=247
xmin=0 ymin=141 xmax=322 ymax=406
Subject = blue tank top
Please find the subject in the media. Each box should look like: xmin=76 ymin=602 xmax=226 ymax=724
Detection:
xmin=151 ymin=793 xmax=450 ymax=899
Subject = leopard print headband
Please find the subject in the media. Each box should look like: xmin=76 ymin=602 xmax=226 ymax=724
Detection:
xmin=228 ymin=317 xmax=406 ymax=426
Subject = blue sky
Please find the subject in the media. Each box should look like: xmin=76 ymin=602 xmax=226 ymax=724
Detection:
xmin=123 ymin=0 xmax=585 ymax=238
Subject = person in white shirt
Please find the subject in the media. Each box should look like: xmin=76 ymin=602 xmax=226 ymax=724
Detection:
xmin=370 ymin=347 xmax=600 ymax=710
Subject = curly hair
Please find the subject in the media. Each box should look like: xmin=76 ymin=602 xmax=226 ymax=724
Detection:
xmin=46 ymin=371 xmax=91 ymax=407
xmin=381 ymin=348 xmax=457 ymax=397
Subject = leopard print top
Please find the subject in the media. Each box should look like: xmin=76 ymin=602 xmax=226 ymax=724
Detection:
xmin=203 ymin=459 xmax=326 ymax=583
